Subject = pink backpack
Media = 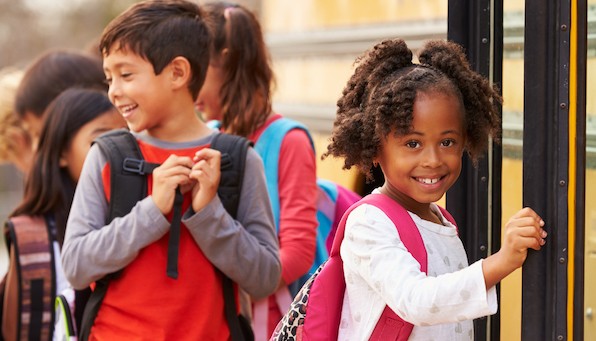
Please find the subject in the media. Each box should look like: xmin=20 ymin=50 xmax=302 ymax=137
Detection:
xmin=270 ymin=193 xmax=457 ymax=341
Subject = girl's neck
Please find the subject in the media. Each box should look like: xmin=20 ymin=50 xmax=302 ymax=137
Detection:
xmin=379 ymin=183 xmax=443 ymax=225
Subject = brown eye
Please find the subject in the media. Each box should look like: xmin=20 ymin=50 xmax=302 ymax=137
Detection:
xmin=441 ymin=139 xmax=456 ymax=147
xmin=406 ymin=141 xmax=420 ymax=149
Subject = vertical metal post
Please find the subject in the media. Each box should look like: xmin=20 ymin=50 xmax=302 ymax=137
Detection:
xmin=447 ymin=1 xmax=503 ymax=340
xmin=573 ymin=1 xmax=587 ymax=338
xmin=522 ymin=1 xmax=570 ymax=340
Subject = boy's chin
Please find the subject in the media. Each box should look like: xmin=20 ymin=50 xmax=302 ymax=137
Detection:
xmin=126 ymin=123 xmax=143 ymax=133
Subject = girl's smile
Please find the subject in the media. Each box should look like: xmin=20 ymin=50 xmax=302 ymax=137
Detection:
xmin=414 ymin=175 xmax=447 ymax=191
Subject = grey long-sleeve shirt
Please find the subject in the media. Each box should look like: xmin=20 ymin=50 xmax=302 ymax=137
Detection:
xmin=61 ymin=132 xmax=281 ymax=299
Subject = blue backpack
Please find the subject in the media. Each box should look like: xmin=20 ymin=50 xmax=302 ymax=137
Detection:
xmin=254 ymin=117 xmax=361 ymax=293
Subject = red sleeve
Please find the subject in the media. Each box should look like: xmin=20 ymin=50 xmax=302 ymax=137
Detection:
xmin=277 ymin=129 xmax=318 ymax=284
xmin=102 ymin=163 xmax=111 ymax=202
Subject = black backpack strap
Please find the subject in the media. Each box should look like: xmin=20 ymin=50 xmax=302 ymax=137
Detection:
xmin=80 ymin=129 xmax=161 ymax=341
xmin=166 ymin=187 xmax=184 ymax=279
xmin=93 ymin=128 xmax=158 ymax=220
xmin=94 ymin=130 xmax=181 ymax=279
xmin=4 ymin=215 xmax=55 ymax=341
xmin=210 ymin=133 xmax=253 ymax=341
xmin=211 ymin=133 xmax=250 ymax=217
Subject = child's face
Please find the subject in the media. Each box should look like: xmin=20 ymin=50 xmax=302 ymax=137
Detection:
xmin=377 ymin=92 xmax=465 ymax=208
xmin=60 ymin=109 xmax=126 ymax=182
xmin=22 ymin=111 xmax=43 ymax=150
xmin=195 ymin=60 xmax=225 ymax=122
xmin=103 ymin=47 xmax=173 ymax=133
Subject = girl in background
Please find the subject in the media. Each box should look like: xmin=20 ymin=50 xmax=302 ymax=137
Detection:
xmin=13 ymin=49 xmax=106 ymax=146
xmin=198 ymin=2 xmax=318 ymax=338
xmin=2 ymin=88 xmax=125 ymax=341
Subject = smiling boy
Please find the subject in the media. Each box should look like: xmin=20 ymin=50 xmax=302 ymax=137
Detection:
xmin=61 ymin=1 xmax=280 ymax=339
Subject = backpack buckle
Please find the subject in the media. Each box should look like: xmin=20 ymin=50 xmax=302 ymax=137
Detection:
xmin=123 ymin=158 xmax=146 ymax=175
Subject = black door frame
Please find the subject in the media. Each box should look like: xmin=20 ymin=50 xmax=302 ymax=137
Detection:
xmin=447 ymin=1 xmax=503 ymax=340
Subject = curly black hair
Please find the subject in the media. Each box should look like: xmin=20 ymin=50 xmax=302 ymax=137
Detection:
xmin=323 ymin=38 xmax=502 ymax=181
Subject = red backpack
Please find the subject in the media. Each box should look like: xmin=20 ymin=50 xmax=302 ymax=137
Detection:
xmin=270 ymin=193 xmax=457 ymax=341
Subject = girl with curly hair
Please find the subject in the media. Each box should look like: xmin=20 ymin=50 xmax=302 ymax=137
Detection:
xmin=323 ymin=38 xmax=547 ymax=340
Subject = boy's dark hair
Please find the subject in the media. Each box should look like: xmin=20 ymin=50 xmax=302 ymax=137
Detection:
xmin=14 ymin=50 xmax=106 ymax=118
xmin=11 ymin=88 xmax=115 ymax=245
xmin=100 ymin=0 xmax=211 ymax=100
xmin=203 ymin=1 xmax=274 ymax=137
xmin=324 ymin=38 xmax=502 ymax=180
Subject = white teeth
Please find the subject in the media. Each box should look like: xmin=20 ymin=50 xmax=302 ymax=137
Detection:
xmin=418 ymin=178 xmax=439 ymax=184
xmin=120 ymin=104 xmax=136 ymax=113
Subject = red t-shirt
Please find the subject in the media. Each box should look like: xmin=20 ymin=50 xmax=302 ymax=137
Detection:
xmin=91 ymin=139 xmax=233 ymax=340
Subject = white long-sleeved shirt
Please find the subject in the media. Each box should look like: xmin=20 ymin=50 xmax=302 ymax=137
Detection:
xmin=338 ymin=200 xmax=497 ymax=340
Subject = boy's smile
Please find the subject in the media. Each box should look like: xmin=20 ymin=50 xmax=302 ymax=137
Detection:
xmin=118 ymin=104 xmax=138 ymax=119
xmin=377 ymin=91 xmax=465 ymax=218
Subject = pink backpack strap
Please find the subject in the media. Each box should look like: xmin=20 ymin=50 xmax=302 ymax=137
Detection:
xmin=368 ymin=200 xmax=457 ymax=340
xmin=326 ymin=184 xmax=362 ymax=252
xmin=361 ymin=194 xmax=425 ymax=341
xmin=302 ymin=196 xmax=363 ymax=340
xmin=302 ymin=194 xmax=381 ymax=340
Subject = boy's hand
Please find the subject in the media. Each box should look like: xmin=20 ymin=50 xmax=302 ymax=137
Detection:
xmin=483 ymin=207 xmax=546 ymax=289
xmin=151 ymin=155 xmax=193 ymax=215
xmin=189 ymin=148 xmax=221 ymax=212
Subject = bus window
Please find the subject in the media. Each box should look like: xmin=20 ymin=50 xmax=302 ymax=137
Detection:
xmin=500 ymin=1 xmax=524 ymax=340
xmin=585 ymin=2 xmax=596 ymax=339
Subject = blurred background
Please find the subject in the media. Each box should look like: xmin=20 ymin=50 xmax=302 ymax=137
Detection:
xmin=0 ymin=0 xmax=450 ymax=233
xmin=0 ymin=0 xmax=136 ymax=67
xmin=1 ymin=1 xmax=594 ymax=340
xmin=0 ymin=0 xmax=449 ymax=288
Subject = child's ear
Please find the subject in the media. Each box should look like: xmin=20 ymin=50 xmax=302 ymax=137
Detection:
xmin=210 ymin=48 xmax=229 ymax=68
xmin=168 ymin=56 xmax=192 ymax=90
xmin=59 ymin=155 xmax=68 ymax=168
